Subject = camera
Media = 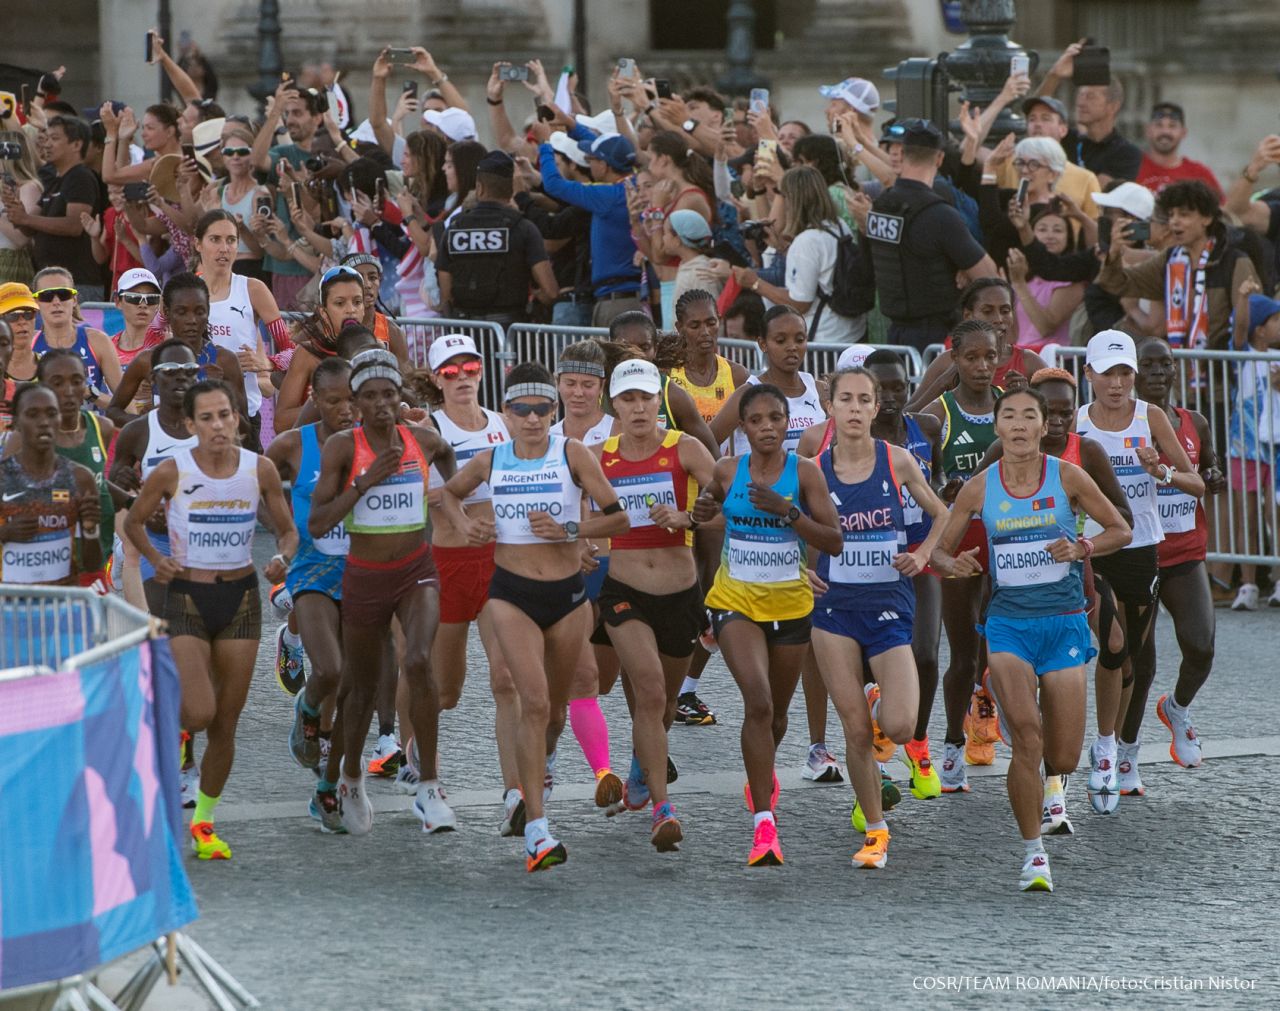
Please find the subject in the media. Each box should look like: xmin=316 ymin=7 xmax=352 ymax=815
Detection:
xmin=255 ymin=193 xmax=273 ymax=218
xmin=741 ymin=219 xmax=771 ymax=243
xmin=0 ymin=140 xmax=21 ymax=160
xmin=123 ymin=182 xmax=150 ymax=202
xmin=305 ymin=156 xmax=327 ymax=173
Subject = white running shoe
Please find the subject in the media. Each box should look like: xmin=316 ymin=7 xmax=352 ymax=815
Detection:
xmin=1231 ymin=583 xmax=1259 ymax=611
xmin=1269 ymin=584 xmax=1280 ymax=608
xmin=543 ymin=749 xmax=557 ymax=804
xmin=1087 ymin=740 xmax=1120 ymax=815
xmin=338 ymin=773 xmax=374 ymax=835
xmin=802 ymin=743 xmax=844 ymax=783
xmin=1117 ymin=741 xmax=1145 ymax=796
xmin=367 ymin=733 xmax=403 ymax=778
xmin=1040 ymin=775 xmax=1073 ymax=835
xmin=413 ymin=782 xmax=457 ymax=833
xmin=180 ymin=765 xmax=199 ymax=810
xmin=1020 ymin=849 xmax=1053 ymax=892
xmin=939 ymin=741 xmax=970 ymax=793
xmin=394 ymin=763 xmax=420 ymax=795
xmin=1156 ymin=694 xmax=1203 ymax=768
xmin=500 ymin=788 xmax=527 ymax=837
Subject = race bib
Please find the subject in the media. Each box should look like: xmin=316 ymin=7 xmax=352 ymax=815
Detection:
xmin=353 ymin=472 xmax=426 ymax=530
xmin=726 ymin=532 xmax=800 ymax=584
xmin=1158 ymin=487 xmax=1197 ymax=535
xmin=829 ymin=530 xmax=903 ymax=585
xmin=186 ymin=511 xmax=256 ymax=567
xmin=992 ymin=537 xmax=1068 ymax=588
xmin=314 ymin=520 xmax=350 ymax=556
xmin=608 ymin=472 xmax=677 ymax=530
xmin=2 ymin=530 xmax=72 ymax=583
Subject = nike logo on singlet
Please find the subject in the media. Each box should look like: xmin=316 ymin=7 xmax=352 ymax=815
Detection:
xmin=2 ymin=492 xmax=23 ymax=501
xmin=156 ymin=445 xmax=176 ymax=454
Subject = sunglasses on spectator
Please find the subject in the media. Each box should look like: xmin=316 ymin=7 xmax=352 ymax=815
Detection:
xmin=151 ymin=362 xmax=201 ymax=376
xmin=435 ymin=360 xmax=483 ymax=381
xmin=34 ymin=287 xmax=77 ymax=303
xmin=3 ymin=309 xmax=38 ymax=322
xmin=506 ymin=401 xmax=555 ymax=417
xmin=321 ymin=265 xmax=363 ymax=287
xmin=118 ymin=292 xmax=162 ymax=306
xmin=221 ymin=146 xmax=251 ymax=157
xmin=1012 ymin=159 xmax=1047 ymax=172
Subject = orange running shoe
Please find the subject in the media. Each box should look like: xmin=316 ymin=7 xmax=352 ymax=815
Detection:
xmin=903 ymin=738 xmax=942 ymax=799
xmin=967 ymin=680 xmax=1000 ymax=745
xmin=594 ymin=768 xmax=623 ymax=807
xmin=853 ymin=827 xmax=890 ymax=869
xmin=525 ymin=838 xmax=568 ymax=873
xmin=747 ymin=817 xmax=783 ymax=866
xmin=864 ymin=684 xmax=896 ymax=762
xmin=650 ymin=801 xmax=683 ymax=852
xmin=743 ymin=770 xmax=780 ymax=813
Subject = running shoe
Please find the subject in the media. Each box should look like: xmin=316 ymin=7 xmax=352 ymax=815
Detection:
xmin=309 ymin=788 xmax=346 ymax=834
xmin=180 ymin=765 xmax=199 ymax=810
xmin=667 ymin=756 xmax=679 ymax=784
xmin=367 ymin=734 xmax=403 ymax=778
xmin=880 ymin=768 xmax=901 ymax=810
xmin=1087 ymin=740 xmax=1119 ymax=815
xmin=274 ymin=623 xmax=306 ymax=696
xmin=674 ymin=691 xmax=717 ymax=726
xmin=966 ymin=680 xmax=1000 ymax=742
xmin=650 ymin=801 xmax=683 ymax=852
xmin=903 ymin=738 xmax=942 ymax=800
xmin=593 ymin=768 xmax=624 ymax=807
xmin=268 ymin=581 xmax=293 ymax=618
xmin=982 ymin=670 xmax=1011 ymax=746
xmin=853 ymin=828 xmax=890 ymax=869
xmin=1156 ymin=694 xmax=1203 ymax=768
xmin=1231 ymin=583 xmax=1260 ymax=611
xmin=543 ymin=749 xmax=556 ymax=804
xmin=747 ymin=818 xmax=784 ymax=867
xmin=1117 ymin=741 xmax=1145 ymax=796
xmin=618 ymin=753 xmax=650 ymax=813
xmin=802 ymin=743 xmax=844 ymax=782
xmin=864 ymin=684 xmax=896 ymax=762
xmin=526 ymin=833 xmax=568 ymax=872
xmin=1040 ymin=775 xmax=1073 ymax=836
xmin=1019 ymin=850 xmax=1053 ymax=892
xmin=413 ymin=782 xmax=457 ymax=833
xmin=1269 ymin=584 xmax=1280 ymax=608
xmin=500 ymin=789 xmax=526 ymax=837
xmin=939 ymin=742 xmax=970 ymax=793
xmin=289 ymin=692 xmax=321 ymax=770
xmin=743 ymin=770 xmax=781 ymax=813
xmin=190 ymin=821 xmax=231 ymax=860
xmin=338 ymin=774 xmax=374 ymax=835
xmin=314 ymin=735 xmax=331 ymax=780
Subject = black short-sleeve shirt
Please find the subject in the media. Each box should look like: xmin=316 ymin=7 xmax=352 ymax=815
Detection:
xmin=32 ymin=163 xmax=103 ymax=285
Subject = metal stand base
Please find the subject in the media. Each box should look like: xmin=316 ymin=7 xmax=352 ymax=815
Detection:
xmin=112 ymin=934 xmax=259 ymax=1011
xmin=46 ymin=979 xmax=120 ymax=1011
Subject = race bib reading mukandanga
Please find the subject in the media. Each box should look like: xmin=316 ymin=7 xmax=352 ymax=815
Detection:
xmin=727 ymin=531 xmax=800 ymax=583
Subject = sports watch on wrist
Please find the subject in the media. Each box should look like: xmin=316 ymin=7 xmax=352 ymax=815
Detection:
xmin=563 ymin=520 xmax=580 ymax=543
xmin=682 ymin=118 xmax=697 ymax=134
xmin=784 ymin=505 xmax=802 ymax=526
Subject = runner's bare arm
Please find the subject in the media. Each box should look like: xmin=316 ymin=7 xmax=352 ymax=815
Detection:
xmin=1060 ymin=460 xmax=1131 ymax=559
xmin=567 ymin=439 xmax=630 ymax=539
xmin=795 ymin=456 xmax=843 ymax=556
xmin=125 ymin=459 xmax=178 ymax=574
xmin=308 ymin=432 xmax=360 ymax=538
xmin=930 ymin=471 xmax=985 ymax=576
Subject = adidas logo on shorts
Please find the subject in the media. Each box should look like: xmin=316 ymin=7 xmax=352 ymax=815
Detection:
xmin=877 ymin=611 xmax=899 ymax=622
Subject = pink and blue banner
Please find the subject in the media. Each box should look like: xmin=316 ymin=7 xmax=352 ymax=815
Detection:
xmin=0 ymin=638 xmax=197 ymax=991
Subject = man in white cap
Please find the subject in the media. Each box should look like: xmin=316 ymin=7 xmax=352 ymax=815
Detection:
xmin=819 ymin=77 xmax=880 ymax=127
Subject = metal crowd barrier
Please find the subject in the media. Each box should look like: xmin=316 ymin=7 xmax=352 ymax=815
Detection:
xmin=506 ymin=322 xmax=609 ymax=388
xmin=394 ymin=317 xmax=508 ymax=409
xmin=0 ymin=585 xmax=150 ymax=675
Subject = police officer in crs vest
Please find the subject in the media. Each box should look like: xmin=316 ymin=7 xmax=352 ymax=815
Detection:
xmin=435 ymin=150 xmax=559 ymax=329
xmin=865 ymin=119 xmax=999 ymax=352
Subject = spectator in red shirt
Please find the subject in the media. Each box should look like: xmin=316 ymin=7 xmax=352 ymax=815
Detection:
xmin=1137 ymin=103 xmax=1223 ymax=201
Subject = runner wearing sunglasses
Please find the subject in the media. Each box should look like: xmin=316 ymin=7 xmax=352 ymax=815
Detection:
xmin=110 ymin=268 xmax=165 ymax=375
xmin=30 ymin=266 xmax=123 ymax=410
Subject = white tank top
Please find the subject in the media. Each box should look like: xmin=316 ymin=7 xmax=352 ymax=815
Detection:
xmin=206 ymin=273 xmax=262 ymax=416
xmin=1076 ymin=400 xmax=1163 ymax=548
xmin=732 ymin=372 xmax=825 ymax=455
xmin=142 ymin=410 xmax=198 ymax=480
xmin=166 ymin=448 xmax=260 ymax=569
xmin=490 ymin=436 xmax=582 ymax=545
xmin=429 ymin=407 xmax=509 ymax=504
xmin=552 ymin=414 xmax=613 ymax=447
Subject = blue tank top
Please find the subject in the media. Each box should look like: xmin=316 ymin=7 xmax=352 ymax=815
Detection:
xmin=292 ymin=424 xmax=350 ymax=561
xmin=901 ymin=414 xmax=933 ymax=547
xmin=982 ymin=455 xmax=1084 ymax=619
xmin=815 ymin=441 xmax=913 ymax=614
xmin=34 ymin=325 xmax=103 ymax=391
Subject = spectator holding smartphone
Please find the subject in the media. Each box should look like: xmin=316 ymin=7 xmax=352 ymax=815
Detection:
xmin=0 ymin=130 xmax=42 ymax=285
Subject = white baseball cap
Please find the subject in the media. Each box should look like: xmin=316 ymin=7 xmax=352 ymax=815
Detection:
xmin=836 ymin=344 xmax=876 ymax=370
xmin=424 ymin=107 xmax=477 ymax=142
xmin=549 ymin=130 xmax=588 ymax=168
xmin=1085 ymin=329 xmax=1137 ymax=373
xmin=428 ymin=333 xmax=480 ymax=371
xmin=609 ymin=359 xmax=662 ymax=397
xmin=1092 ymin=182 xmax=1155 ymax=221
xmin=116 ymin=268 xmax=160 ymax=293
xmin=818 ymin=77 xmax=881 ymax=116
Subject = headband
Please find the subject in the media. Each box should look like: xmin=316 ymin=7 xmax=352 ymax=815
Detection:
xmin=504 ymin=382 xmax=558 ymax=403
xmin=341 ymin=253 xmax=380 ymax=270
xmin=556 ymin=360 xmax=605 ymax=378
xmin=349 ymin=348 xmax=402 ymax=392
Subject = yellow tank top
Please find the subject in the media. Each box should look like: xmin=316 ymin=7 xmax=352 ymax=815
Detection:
xmin=670 ymin=356 xmax=736 ymax=424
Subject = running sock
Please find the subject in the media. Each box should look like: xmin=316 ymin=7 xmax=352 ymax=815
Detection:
xmin=808 ymin=742 xmax=826 ymax=755
xmin=282 ymin=626 xmax=302 ymax=649
xmin=753 ymin=810 xmax=775 ymax=828
xmin=1164 ymin=695 xmax=1190 ymax=716
xmin=569 ymin=698 xmax=611 ymax=774
xmin=317 ymin=778 xmax=336 ymax=793
xmin=679 ymin=676 xmax=700 ymax=695
xmin=192 ymin=790 xmax=220 ymax=825
xmin=1024 ymin=836 xmax=1046 ymax=858
xmin=867 ymin=820 xmax=888 ymax=833
xmin=1095 ymin=732 xmax=1117 ymax=755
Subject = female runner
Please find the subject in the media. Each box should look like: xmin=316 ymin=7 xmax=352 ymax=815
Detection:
xmin=809 ymin=367 xmax=947 ymax=869
xmin=30 ymin=266 xmax=122 ymax=408
xmin=125 ymin=379 xmax=297 ymax=859
xmin=441 ymin=362 xmax=629 ymax=871
xmin=932 ymin=386 xmax=1130 ymax=892
xmin=692 ymin=383 xmax=842 ymax=867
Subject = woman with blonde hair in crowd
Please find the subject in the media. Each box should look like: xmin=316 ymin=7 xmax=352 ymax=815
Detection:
xmin=0 ymin=131 xmax=42 ymax=285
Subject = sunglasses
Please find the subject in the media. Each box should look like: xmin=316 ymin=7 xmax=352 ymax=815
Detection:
xmin=119 ymin=292 xmax=162 ymax=306
xmin=221 ymin=146 xmax=251 ymax=157
xmin=436 ymin=360 xmax=482 ymax=381
xmin=3 ymin=308 xmax=38 ymax=322
xmin=506 ymin=401 xmax=555 ymax=418
xmin=34 ymin=287 xmax=77 ymax=303
xmin=321 ymin=265 xmax=362 ymax=286
xmin=151 ymin=362 xmax=201 ymax=376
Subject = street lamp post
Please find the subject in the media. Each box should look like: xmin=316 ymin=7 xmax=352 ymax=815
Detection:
xmin=942 ymin=0 xmax=1036 ymax=137
xmin=158 ymin=0 xmax=173 ymax=102
xmin=717 ymin=0 xmax=769 ymax=96
xmin=247 ymin=0 xmax=284 ymax=111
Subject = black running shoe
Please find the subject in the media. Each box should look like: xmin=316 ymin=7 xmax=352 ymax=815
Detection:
xmin=667 ymin=756 xmax=679 ymax=784
xmin=674 ymin=691 xmax=716 ymax=726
